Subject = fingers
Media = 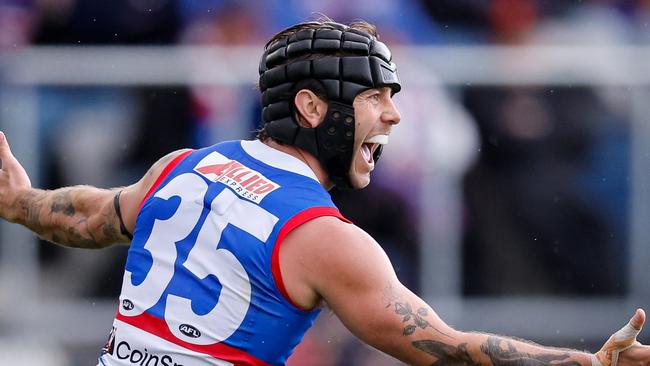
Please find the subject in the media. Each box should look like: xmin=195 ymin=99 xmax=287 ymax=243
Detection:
xmin=0 ymin=131 xmax=12 ymax=169
xmin=0 ymin=131 xmax=9 ymax=153
xmin=603 ymin=309 xmax=646 ymax=366
xmin=596 ymin=309 xmax=647 ymax=366
xmin=630 ymin=308 xmax=646 ymax=330
xmin=610 ymin=310 xmax=643 ymax=345
xmin=0 ymin=131 xmax=17 ymax=171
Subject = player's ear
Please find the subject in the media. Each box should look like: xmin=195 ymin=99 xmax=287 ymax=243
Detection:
xmin=294 ymin=89 xmax=327 ymax=128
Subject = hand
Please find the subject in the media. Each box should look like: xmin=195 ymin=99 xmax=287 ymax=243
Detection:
xmin=0 ymin=131 xmax=33 ymax=221
xmin=594 ymin=309 xmax=649 ymax=366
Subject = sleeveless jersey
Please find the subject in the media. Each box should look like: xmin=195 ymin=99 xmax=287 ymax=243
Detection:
xmin=98 ymin=140 xmax=348 ymax=366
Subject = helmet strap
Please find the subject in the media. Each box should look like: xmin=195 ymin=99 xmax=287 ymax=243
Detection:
xmin=265 ymin=100 xmax=356 ymax=189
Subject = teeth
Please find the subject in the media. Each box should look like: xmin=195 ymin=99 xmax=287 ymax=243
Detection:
xmin=364 ymin=135 xmax=389 ymax=145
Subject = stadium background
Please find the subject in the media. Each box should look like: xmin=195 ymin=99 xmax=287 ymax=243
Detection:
xmin=1 ymin=0 xmax=650 ymax=364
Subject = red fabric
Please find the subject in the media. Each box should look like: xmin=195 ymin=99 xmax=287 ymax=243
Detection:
xmin=271 ymin=207 xmax=351 ymax=311
xmin=116 ymin=312 xmax=272 ymax=366
xmin=138 ymin=150 xmax=194 ymax=210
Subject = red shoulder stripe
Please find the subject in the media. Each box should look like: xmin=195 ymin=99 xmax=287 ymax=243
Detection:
xmin=138 ymin=149 xmax=194 ymax=210
xmin=271 ymin=207 xmax=351 ymax=311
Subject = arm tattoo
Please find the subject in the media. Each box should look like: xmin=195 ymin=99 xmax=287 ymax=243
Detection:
xmin=103 ymin=196 xmax=123 ymax=241
xmin=50 ymin=189 xmax=76 ymax=216
xmin=480 ymin=337 xmax=581 ymax=366
xmin=392 ymin=301 xmax=451 ymax=337
xmin=18 ymin=189 xmax=46 ymax=230
xmin=13 ymin=187 xmax=129 ymax=248
xmin=413 ymin=340 xmax=478 ymax=366
xmin=389 ymin=289 xmax=584 ymax=366
xmin=412 ymin=336 xmax=582 ymax=366
xmin=9 ymin=151 xmax=186 ymax=248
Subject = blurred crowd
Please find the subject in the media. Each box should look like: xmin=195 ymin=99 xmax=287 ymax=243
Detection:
xmin=5 ymin=0 xmax=650 ymax=48
xmin=0 ymin=0 xmax=642 ymax=364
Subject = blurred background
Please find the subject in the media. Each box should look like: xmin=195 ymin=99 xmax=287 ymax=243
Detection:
xmin=2 ymin=0 xmax=650 ymax=364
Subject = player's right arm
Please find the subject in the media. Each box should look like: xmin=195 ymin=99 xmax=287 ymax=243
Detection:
xmin=0 ymin=131 xmax=189 ymax=249
xmin=279 ymin=216 xmax=650 ymax=366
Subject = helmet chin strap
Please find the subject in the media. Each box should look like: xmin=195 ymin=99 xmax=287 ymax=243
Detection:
xmin=315 ymin=102 xmax=356 ymax=190
xmin=310 ymin=102 xmax=385 ymax=190
xmin=267 ymin=99 xmax=386 ymax=190
xmin=267 ymin=100 xmax=357 ymax=189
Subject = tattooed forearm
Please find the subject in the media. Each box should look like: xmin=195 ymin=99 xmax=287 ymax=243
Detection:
xmin=412 ymin=335 xmax=585 ymax=366
xmin=393 ymin=301 xmax=451 ymax=337
xmin=9 ymin=150 xmax=188 ymax=248
xmin=386 ymin=290 xmax=588 ymax=366
xmin=17 ymin=189 xmax=46 ymax=229
xmin=480 ymin=337 xmax=581 ymax=366
xmin=50 ymin=189 xmax=76 ymax=216
xmin=413 ymin=340 xmax=479 ymax=366
xmin=12 ymin=187 xmax=128 ymax=248
xmin=396 ymin=302 xmax=431 ymax=335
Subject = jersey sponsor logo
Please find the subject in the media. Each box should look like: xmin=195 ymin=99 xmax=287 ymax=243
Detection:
xmin=194 ymin=152 xmax=280 ymax=203
xmin=115 ymin=341 xmax=184 ymax=366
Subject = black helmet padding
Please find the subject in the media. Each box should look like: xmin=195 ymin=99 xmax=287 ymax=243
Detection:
xmin=258 ymin=22 xmax=400 ymax=189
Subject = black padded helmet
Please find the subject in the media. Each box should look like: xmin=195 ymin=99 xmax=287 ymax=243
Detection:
xmin=258 ymin=20 xmax=401 ymax=189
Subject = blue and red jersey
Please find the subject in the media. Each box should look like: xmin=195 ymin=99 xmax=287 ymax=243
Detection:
xmin=98 ymin=140 xmax=348 ymax=366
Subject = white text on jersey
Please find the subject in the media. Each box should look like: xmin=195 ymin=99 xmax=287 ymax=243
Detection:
xmin=194 ymin=152 xmax=280 ymax=203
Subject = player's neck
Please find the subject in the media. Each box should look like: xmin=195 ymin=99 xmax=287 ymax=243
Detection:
xmin=263 ymin=139 xmax=333 ymax=190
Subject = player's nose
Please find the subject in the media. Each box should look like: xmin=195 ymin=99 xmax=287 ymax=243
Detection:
xmin=382 ymin=97 xmax=401 ymax=126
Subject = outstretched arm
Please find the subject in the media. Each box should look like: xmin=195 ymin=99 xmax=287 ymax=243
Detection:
xmin=0 ymin=131 xmax=189 ymax=248
xmin=397 ymin=309 xmax=643 ymax=366
xmin=279 ymin=216 xmax=649 ymax=366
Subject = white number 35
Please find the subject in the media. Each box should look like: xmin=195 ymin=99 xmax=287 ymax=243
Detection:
xmin=119 ymin=173 xmax=279 ymax=345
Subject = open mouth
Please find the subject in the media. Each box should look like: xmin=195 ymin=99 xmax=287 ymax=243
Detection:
xmin=361 ymin=135 xmax=389 ymax=164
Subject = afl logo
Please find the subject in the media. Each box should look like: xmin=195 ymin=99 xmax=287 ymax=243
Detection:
xmin=122 ymin=299 xmax=134 ymax=311
xmin=179 ymin=324 xmax=201 ymax=338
